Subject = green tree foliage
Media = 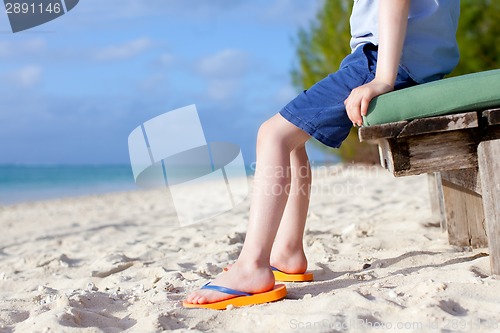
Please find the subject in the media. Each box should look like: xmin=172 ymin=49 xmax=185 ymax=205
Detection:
xmin=452 ymin=0 xmax=500 ymax=76
xmin=291 ymin=0 xmax=351 ymax=89
xmin=293 ymin=0 xmax=500 ymax=163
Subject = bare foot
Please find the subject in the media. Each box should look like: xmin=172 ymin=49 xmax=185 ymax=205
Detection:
xmin=270 ymin=246 xmax=308 ymax=274
xmin=185 ymin=262 xmax=275 ymax=304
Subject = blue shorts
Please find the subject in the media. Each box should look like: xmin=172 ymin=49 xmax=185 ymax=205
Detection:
xmin=280 ymin=43 xmax=418 ymax=148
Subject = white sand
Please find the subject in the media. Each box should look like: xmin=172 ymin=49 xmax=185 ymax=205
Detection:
xmin=1 ymin=164 xmax=499 ymax=333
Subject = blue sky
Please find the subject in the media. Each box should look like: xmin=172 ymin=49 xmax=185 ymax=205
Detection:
xmin=0 ymin=0 xmax=333 ymax=166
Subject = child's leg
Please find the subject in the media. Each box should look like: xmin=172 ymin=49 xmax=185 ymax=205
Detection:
xmin=186 ymin=113 xmax=310 ymax=305
xmin=270 ymin=144 xmax=311 ymax=274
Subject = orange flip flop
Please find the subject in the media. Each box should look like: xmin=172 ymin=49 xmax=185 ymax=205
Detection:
xmin=183 ymin=283 xmax=287 ymax=310
xmin=271 ymin=266 xmax=314 ymax=282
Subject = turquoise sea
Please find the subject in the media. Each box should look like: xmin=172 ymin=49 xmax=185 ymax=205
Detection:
xmin=0 ymin=165 xmax=137 ymax=205
xmin=0 ymin=162 xmax=341 ymax=205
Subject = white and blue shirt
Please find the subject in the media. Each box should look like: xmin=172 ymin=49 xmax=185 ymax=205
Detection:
xmin=350 ymin=0 xmax=460 ymax=83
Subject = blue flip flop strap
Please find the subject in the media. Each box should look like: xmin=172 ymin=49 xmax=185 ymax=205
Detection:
xmin=201 ymin=282 xmax=252 ymax=296
xmin=271 ymin=266 xmax=282 ymax=272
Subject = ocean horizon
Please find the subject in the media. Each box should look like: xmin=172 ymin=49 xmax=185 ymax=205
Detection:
xmin=0 ymin=160 xmax=341 ymax=205
xmin=0 ymin=164 xmax=138 ymax=205
xmin=0 ymin=164 xmax=260 ymax=205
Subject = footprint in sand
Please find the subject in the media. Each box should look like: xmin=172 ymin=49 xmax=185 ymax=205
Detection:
xmin=58 ymin=292 xmax=136 ymax=330
xmin=90 ymin=253 xmax=135 ymax=278
xmin=0 ymin=309 xmax=30 ymax=328
xmin=438 ymin=300 xmax=468 ymax=316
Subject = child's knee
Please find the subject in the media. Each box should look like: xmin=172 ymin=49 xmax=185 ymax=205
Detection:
xmin=257 ymin=118 xmax=287 ymax=149
xmin=257 ymin=119 xmax=275 ymax=140
xmin=259 ymin=118 xmax=310 ymax=153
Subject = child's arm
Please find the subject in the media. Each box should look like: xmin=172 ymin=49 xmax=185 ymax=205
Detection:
xmin=344 ymin=0 xmax=410 ymax=126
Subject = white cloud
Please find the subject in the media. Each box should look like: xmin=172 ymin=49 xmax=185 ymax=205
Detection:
xmin=0 ymin=39 xmax=46 ymax=59
xmin=157 ymin=53 xmax=175 ymax=66
xmin=195 ymin=49 xmax=249 ymax=102
xmin=205 ymin=79 xmax=241 ymax=101
xmin=7 ymin=65 xmax=43 ymax=88
xmin=94 ymin=38 xmax=152 ymax=61
xmin=137 ymin=74 xmax=166 ymax=92
xmin=197 ymin=49 xmax=248 ymax=79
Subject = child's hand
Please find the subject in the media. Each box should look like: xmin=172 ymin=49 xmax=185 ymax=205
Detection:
xmin=344 ymin=78 xmax=394 ymax=127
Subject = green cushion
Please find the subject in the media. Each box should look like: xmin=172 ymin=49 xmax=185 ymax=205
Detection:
xmin=364 ymin=69 xmax=500 ymax=126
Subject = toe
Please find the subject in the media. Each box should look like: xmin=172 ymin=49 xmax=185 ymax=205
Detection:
xmin=186 ymin=293 xmax=196 ymax=303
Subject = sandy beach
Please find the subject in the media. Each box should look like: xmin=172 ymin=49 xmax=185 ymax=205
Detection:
xmin=1 ymin=163 xmax=499 ymax=333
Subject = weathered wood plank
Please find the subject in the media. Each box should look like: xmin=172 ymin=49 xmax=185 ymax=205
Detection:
xmin=483 ymin=108 xmax=500 ymax=126
xmin=478 ymin=139 xmax=500 ymax=275
xmin=369 ymin=124 xmax=500 ymax=177
xmin=428 ymin=173 xmax=446 ymax=231
xmin=391 ymin=129 xmax=481 ymax=176
xmin=407 ymin=130 xmax=479 ymax=170
xmin=440 ymin=168 xmax=482 ymax=195
xmin=360 ymin=111 xmax=480 ymax=142
xmin=359 ymin=121 xmax=407 ymax=142
xmin=442 ymin=180 xmax=488 ymax=248
xmin=376 ymin=139 xmax=410 ymax=174
xmin=397 ymin=112 xmax=479 ymax=138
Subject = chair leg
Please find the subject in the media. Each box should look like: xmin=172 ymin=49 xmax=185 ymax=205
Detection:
xmin=478 ymin=139 xmax=500 ymax=275
xmin=427 ymin=172 xmax=446 ymax=231
xmin=441 ymin=179 xmax=487 ymax=248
